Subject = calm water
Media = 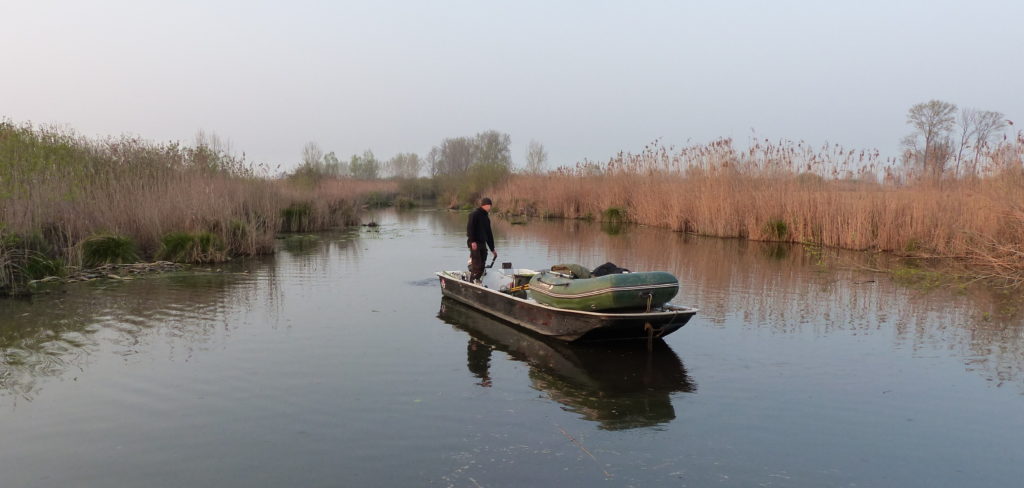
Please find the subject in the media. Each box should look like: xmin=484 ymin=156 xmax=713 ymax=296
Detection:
xmin=2 ymin=209 xmax=1022 ymax=487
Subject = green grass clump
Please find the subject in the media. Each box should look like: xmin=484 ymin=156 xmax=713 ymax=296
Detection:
xmin=24 ymin=254 xmax=65 ymax=279
xmin=281 ymin=203 xmax=312 ymax=232
xmin=394 ymin=196 xmax=416 ymax=209
xmin=81 ymin=234 xmax=139 ymax=267
xmin=603 ymin=207 xmax=627 ymax=222
xmin=764 ymin=219 xmax=789 ymax=240
xmin=158 ymin=231 xmax=226 ymax=263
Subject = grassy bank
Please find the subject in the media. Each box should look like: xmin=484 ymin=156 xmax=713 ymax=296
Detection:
xmin=0 ymin=121 xmax=395 ymax=295
xmin=490 ymin=137 xmax=1024 ymax=286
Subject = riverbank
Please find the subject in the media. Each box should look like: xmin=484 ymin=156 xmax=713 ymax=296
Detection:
xmin=0 ymin=121 xmax=396 ymax=295
xmin=490 ymin=138 xmax=1024 ymax=287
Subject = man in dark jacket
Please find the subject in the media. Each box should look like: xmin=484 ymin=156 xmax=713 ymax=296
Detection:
xmin=466 ymin=197 xmax=497 ymax=282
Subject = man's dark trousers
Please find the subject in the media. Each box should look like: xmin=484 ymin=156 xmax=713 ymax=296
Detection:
xmin=468 ymin=241 xmax=487 ymax=281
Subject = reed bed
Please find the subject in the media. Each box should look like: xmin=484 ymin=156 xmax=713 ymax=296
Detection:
xmin=491 ymin=136 xmax=1024 ymax=285
xmin=0 ymin=121 xmax=394 ymax=293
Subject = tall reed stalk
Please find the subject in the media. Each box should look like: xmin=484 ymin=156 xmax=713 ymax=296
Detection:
xmin=0 ymin=121 xmax=395 ymax=292
xmin=492 ymin=136 xmax=1024 ymax=285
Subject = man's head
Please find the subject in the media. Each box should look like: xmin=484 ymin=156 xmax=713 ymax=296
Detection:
xmin=480 ymin=197 xmax=492 ymax=211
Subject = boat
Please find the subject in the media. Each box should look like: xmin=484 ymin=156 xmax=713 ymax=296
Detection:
xmin=435 ymin=263 xmax=697 ymax=342
xmin=527 ymin=265 xmax=679 ymax=311
xmin=438 ymin=297 xmax=696 ymax=430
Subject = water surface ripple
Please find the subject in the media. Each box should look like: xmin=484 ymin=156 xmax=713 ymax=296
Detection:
xmin=1 ymin=209 xmax=1022 ymax=487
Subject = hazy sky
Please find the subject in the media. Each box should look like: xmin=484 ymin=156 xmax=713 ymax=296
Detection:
xmin=3 ymin=0 xmax=1021 ymax=171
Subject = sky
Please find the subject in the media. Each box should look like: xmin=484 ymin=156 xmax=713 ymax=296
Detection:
xmin=2 ymin=0 xmax=1022 ymax=172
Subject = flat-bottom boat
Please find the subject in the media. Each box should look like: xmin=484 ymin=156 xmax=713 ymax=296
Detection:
xmin=436 ymin=266 xmax=697 ymax=342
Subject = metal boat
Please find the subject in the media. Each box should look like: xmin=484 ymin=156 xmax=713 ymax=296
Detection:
xmin=436 ymin=264 xmax=697 ymax=342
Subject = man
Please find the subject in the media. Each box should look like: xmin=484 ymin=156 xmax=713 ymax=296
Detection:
xmin=466 ymin=197 xmax=497 ymax=282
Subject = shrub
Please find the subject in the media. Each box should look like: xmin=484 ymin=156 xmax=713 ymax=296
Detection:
xmin=81 ymin=234 xmax=139 ymax=267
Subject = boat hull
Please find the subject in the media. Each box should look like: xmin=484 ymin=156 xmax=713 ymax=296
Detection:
xmin=437 ymin=271 xmax=696 ymax=342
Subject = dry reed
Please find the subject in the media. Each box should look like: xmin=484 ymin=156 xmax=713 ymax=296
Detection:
xmin=491 ymin=136 xmax=1024 ymax=285
xmin=0 ymin=121 xmax=396 ymax=272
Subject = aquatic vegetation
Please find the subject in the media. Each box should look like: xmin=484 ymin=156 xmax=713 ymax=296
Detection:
xmin=491 ymin=133 xmax=1024 ymax=286
xmin=81 ymin=234 xmax=139 ymax=267
xmin=0 ymin=120 xmax=393 ymax=282
xmin=364 ymin=191 xmax=395 ymax=208
xmin=157 ymin=231 xmax=226 ymax=263
xmin=281 ymin=203 xmax=313 ymax=232
xmin=281 ymin=234 xmax=321 ymax=253
xmin=891 ymin=266 xmax=955 ymax=290
xmin=764 ymin=219 xmax=789 ymax=241
xmin=603 ymin=207 xmax=627 ymax=222
xmin=394 ymin=196 xmax=416 ymax=209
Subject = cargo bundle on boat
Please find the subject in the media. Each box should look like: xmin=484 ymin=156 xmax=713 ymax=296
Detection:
xmin=436 ymin=261 xmax=696 ymax=342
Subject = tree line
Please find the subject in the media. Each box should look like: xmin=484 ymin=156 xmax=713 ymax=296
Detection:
xmin=902 ymin=100 xmax=1011 ymax=180
xmin=290 ymin=130 xmax=549 ymax=183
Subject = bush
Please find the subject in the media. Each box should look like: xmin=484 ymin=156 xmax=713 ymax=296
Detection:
xmin=81 ymin=234 xmax=139 ymax=267
xmin=158 ymin=231 xmax=226 ymax=263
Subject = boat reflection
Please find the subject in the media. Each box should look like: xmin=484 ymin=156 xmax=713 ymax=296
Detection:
xmin=438 ymin=297 xmax=696 ymax=430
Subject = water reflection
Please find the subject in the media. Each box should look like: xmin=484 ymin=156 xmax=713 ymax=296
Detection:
xmin=438 ymin=298 xmax=696 ymax=430
xmin=0 ymin=271 xmax=264 ymax=403
xmin=439 ymin=212 xmax=1024 ymax=392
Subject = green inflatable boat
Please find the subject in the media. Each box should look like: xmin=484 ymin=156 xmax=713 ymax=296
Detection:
xmin=527 ymin=264 xmax=679 ymax=312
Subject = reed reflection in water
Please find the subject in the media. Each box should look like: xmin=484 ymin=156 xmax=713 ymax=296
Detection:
xmin=0 ymin=208 xmax=1021 ymax=488
xmin=0 ymin=270 xmax=265 ymax=404
xmin=468 ymin=212 xmax=1024 ymax=392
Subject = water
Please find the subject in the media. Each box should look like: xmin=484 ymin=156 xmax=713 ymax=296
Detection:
xmin=2 ymin=209 xmax=1022 ymax=487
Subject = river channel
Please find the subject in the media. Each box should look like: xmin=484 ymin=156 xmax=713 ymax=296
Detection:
xmin=2 ymin=209 xmax=1022 ymax=487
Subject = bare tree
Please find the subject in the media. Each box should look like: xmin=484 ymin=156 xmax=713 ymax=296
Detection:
xmin=971 ymin=110 xmax=1007 ymax=175
xmin=193 ymin=130 xmax=237 ymax=172
xmin=906 ymin=100 xmax=957 ymax=180
xmin=349 ymin=150 xmax=380 ymax=179
xmin=525 ymin=140 xmax=548 ymax=174
xmin=302 ymin=141 xmax=324 ymax=168
xmin=954 ymin=108 xmax=978 ymax=177
xmin=387 ymin=153 xmax=422 ymax=179
xmin=323 ymin=151 xmax=348 ymax=176
xmin=475 ymin=130 xmax=512 ymax=167
xmin=434 ymin=137 xmax=477 ymax=175
xmin=426 ymin=146 xmax=442 ymax=177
